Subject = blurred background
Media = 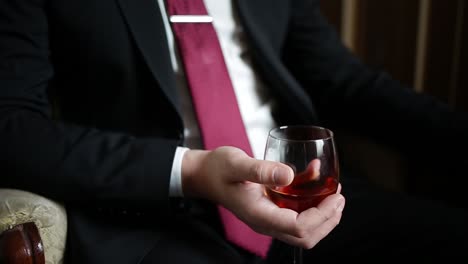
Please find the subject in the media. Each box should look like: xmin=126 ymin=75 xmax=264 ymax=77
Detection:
xmin=319 ymin=0 xmax=467 ymax=195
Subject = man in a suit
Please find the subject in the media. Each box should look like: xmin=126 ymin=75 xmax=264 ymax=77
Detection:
xmin=1 ymin=0 xmax=467 ymax=263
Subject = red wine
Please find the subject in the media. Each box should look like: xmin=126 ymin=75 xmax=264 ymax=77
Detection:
xmin=266 ymin=175 xmax=338 ymax=213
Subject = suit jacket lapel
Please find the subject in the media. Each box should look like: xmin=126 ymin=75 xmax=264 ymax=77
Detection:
xmin=115 ymin=0 xmax=181 ymax=117
xmin=235 ymin=0 xmax=319 ymax=123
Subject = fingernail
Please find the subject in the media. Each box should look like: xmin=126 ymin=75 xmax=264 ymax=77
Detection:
xmin=273 ymin=167 xmax=291 ymax=185
xmin=336 ymin=198 xmax=345 ymax=212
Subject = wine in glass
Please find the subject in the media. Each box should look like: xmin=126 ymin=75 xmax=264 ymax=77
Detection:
xmin=263 ymin=125 xmax=340 ymax=264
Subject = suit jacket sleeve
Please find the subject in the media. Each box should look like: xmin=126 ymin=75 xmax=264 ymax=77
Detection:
xmin=284 ymin=0 xmax=468 ymax=157
xmin=0 ymin=0 xmax=179 ymax=214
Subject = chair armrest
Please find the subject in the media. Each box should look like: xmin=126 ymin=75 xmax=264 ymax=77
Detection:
xmin=0 ymin=189 xmax=67 ymax=264
xmin=0 ymin=222 xmax=45 ymax=264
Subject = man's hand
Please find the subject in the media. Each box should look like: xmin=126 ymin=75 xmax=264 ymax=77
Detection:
xmin=182 ymin=146 xmax=345 ymax=249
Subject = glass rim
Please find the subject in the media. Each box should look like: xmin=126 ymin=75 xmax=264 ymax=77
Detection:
xmin=268 ymin=125 xmax=334 ymax=142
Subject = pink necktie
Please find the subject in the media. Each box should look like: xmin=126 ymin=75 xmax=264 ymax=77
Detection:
xmin=166 ymin=0 xmax=272 ymax=258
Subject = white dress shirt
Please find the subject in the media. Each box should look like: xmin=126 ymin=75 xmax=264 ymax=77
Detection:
xmin=157 ymin=0 xmax=277 ymax=196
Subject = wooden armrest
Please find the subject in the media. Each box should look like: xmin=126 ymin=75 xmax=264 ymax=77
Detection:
xmin=0 ymin=222 xmax=45 ymax=264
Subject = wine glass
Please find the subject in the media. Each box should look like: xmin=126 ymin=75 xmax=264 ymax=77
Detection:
xmin=263 ymin=125 xmax=340 ymax=264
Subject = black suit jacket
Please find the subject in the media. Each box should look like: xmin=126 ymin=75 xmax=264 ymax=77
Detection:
xmin=1 ymin=0 xmax=467 ymax=263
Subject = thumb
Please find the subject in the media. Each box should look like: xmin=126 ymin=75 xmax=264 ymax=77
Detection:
xmin=237 ymin=158 xmax=294 ymax=186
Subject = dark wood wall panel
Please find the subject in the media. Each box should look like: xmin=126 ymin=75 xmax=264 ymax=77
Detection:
xmin=320 ymin=0 xmax=343 ymax=34
xmin=423 ymin=1 xmax=460 ymax=104
xmin=455 ymin=2 xmax=468 ymax=112
xmin=356 ymin=0 xmax=420 ymax=88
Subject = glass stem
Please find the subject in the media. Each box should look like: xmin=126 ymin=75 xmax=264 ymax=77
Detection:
xmin=293 ymin=246 xmax=303 ymax=264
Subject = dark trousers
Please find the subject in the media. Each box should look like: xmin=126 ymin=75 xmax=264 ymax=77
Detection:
xmin=141 ymin=177 xmax=468 ymax=263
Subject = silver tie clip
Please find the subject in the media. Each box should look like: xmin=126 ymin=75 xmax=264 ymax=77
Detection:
xmin=169 ymin=15 xmax=214 ymax=23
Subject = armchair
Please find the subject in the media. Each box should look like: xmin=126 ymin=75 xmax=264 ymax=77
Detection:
xmin=0 ymin=189 xmax=67 ymax=264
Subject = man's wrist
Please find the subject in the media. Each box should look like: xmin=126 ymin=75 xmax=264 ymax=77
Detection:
xmin=181 ymin=149 xmax=209 ymax=198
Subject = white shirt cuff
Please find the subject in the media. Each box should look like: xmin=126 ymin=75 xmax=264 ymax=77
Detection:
xmin=169 ymin=146 xmax=189 ymax=197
